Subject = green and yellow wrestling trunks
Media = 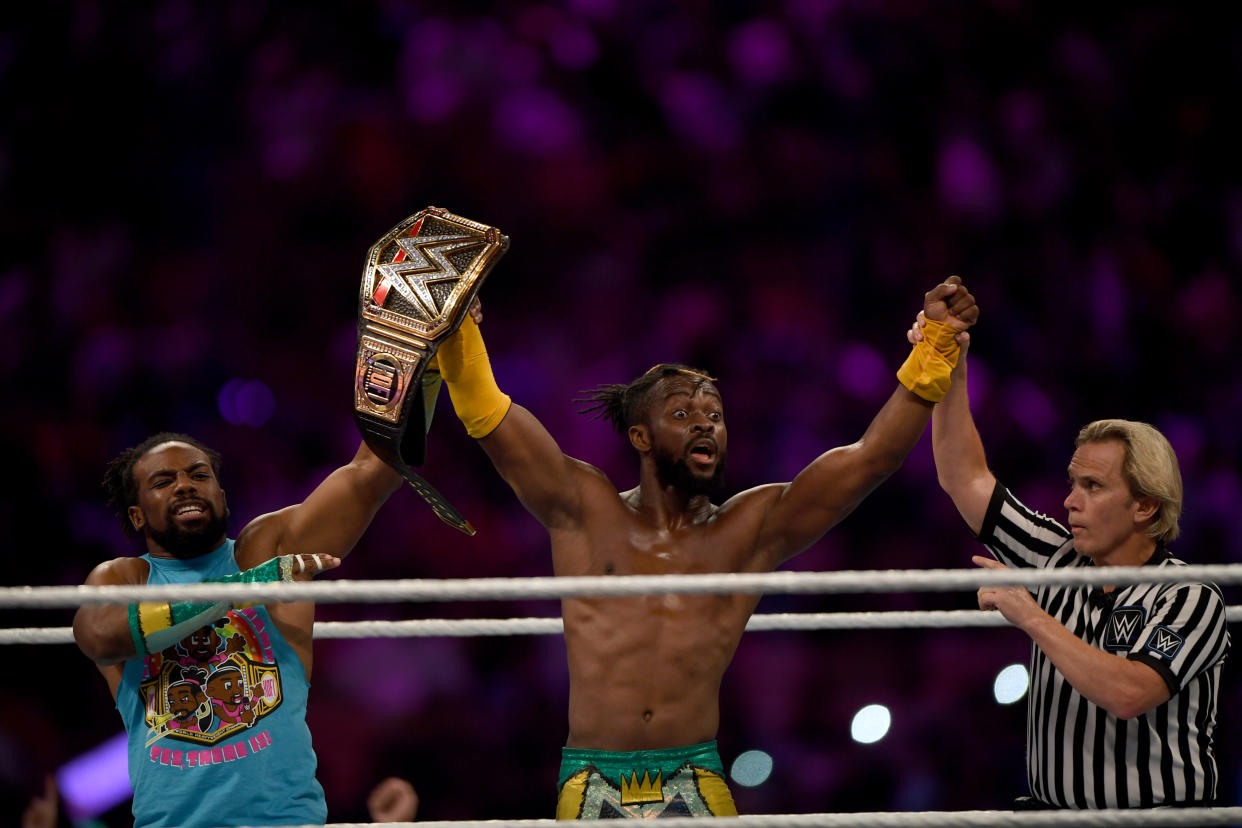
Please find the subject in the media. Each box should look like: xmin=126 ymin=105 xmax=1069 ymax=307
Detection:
xmin=556 ymin=741 xmax=738 ymax=819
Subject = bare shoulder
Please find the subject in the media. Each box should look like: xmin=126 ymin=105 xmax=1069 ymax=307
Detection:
xmin=715 ymin=483 xmax=796 ymax=567
xmin=566 ymin=456 xmax=627 ymax=501
xmin=567 ymin=455 xmax=615 ymax=484
xmin=233 ymin=506 xmax=297 ymax=568
xmin=718 ymin=482 xmax=787 ymax=517
xmin=85 ymin=556 xmax=149 ymax=586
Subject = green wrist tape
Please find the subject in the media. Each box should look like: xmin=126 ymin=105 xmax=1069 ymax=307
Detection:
xmin=206 ymin=556 xmax=289 ymax=586
xmin=129 ymin=598 xmax=230 ymax=656
xmin=127 ymin=557 xmax=298 ymax=656
xmin=127 ymin=603 xmax=149 ymax=658
xmin=205 ymin=556 xmax=294 ymax=607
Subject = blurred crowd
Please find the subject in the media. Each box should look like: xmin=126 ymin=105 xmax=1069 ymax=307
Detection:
xmin=2 ymin=1 xmax=1241 ymax=823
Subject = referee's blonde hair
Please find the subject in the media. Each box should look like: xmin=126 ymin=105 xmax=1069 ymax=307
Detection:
xmin=1076 ymin=419 xmax=1182 ymax=543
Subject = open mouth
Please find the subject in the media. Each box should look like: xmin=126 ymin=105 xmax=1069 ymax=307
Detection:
xmin=172 ymin=500 xmax=209 ymax=519
xmin=688 ymin=441 xmax=716 ymax=463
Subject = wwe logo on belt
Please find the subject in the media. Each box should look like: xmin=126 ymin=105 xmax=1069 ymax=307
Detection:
xmin=375 ymin=231 xmax=481 ymax=320
xmin=1144 ymin=626 xmax=1185 ymax=659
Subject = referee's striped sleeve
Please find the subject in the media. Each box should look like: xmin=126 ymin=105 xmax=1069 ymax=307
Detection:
xmin=1127 ymin=579 xmax=1230 ymax=696
xmin=976 ymin=481 xmax=1073 ymax=569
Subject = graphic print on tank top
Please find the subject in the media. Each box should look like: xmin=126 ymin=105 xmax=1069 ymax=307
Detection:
xmin=137 ymin=607 xmax=283 ymax=748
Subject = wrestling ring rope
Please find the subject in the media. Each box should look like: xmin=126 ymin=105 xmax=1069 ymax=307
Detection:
xmin=3 ymin=565 xmax=1241 ymax=645
xmin=5 ymin=563 xmax=1242 ymax=608
xmin=6 ymin=607 xmax=1242 ymax=645
xmin=9 ymin=567 xmax=1242 ymax=825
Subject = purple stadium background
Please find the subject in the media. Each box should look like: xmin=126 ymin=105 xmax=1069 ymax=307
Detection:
xmin=2 ymin=2 xmax=1241 ymax=823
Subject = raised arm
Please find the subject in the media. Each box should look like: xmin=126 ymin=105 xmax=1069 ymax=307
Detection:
xmin=923 ymin=326 xmax=995 ymax=534
xmin=233 ymin=441 xmax=404 ymax=568
xmin=753 ymin=277 xmax=978 ymax=565
xmin=437 ymin=315 xmax=586 ymax=530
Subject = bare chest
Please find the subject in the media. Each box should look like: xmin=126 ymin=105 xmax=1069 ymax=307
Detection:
xmin=556 ymin=517 xmax=753 ymax=578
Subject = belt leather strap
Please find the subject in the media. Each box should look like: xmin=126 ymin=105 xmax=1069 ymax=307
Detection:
xmin=352 ymin=207 xmax=509 ymax=534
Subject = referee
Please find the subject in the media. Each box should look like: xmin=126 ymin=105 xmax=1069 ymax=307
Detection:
xmin=914 ymin=321 xmax=1230 ymax=809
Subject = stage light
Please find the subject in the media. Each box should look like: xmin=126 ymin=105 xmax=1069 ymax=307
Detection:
xmin=851 ymin=704 xmax=891 ymax=744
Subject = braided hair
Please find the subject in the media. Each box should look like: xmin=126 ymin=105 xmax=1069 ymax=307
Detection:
xmin=576 ymin=364 xmax=717 ymax=435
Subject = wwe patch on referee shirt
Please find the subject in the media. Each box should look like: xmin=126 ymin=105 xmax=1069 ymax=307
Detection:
xmin=1103 ymin=607 xmax=1146 ymax=650
xmin=1144 ymin=626 xmax=1185 ymax=660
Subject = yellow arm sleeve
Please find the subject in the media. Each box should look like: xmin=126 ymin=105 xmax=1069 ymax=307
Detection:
xmin=896 ymin=317 xmax=962 ymax=403
xmin=436 ymin=316 xmax=512 ymax=438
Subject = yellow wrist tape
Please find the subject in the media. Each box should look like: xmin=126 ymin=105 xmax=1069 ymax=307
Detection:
xmin=126 ymin=557 xmax=295 ymax=656
xmin=137 ymin=601 xmax=173 ymax=639
xmin=896 ymin=317 xmax=961 ymax=403
xmin=437 ymin=316 xmax=512 ymax=438
xmin=129 ymin=599 xmax=229 ymax=657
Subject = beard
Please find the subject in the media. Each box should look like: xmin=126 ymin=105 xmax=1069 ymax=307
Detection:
xmin=147 ymin=507 xmax=230 ymax=559
xmin=654 ymin=446 xmax=727 ymax=499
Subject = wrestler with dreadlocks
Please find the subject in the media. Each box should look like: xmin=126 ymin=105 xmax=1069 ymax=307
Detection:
xmin=435 ymin=278 xmax=978 ymax=819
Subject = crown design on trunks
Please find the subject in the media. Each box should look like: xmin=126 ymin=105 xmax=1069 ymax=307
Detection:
xmin=619 ymin=770 xmax=664 ymax=805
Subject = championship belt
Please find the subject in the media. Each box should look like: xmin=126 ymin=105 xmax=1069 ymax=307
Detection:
xmin=353 ymin=207 xmax=509 ymax=534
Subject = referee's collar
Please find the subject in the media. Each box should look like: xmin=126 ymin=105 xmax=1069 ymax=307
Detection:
xmin=1083 ymin=542 xmax=1169 ymax=568
xmin=1143 ymin=543 xmax=1171 ymax=566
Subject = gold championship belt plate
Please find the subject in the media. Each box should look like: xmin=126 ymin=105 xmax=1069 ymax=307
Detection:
xmin=353 ymin=207 xmax=509 ymax=534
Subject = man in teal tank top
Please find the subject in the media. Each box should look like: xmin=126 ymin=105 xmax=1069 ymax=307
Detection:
xmin=73 ymin=431 xmax=405 ymax=827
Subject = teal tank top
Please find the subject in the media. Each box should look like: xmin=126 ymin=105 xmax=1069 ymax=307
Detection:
xmin=117 ymin=540 xmax=327 ymax=827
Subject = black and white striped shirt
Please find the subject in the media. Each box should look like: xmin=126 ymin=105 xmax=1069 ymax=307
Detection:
xmin=977 ymin=483 xmax=1230 ymax=809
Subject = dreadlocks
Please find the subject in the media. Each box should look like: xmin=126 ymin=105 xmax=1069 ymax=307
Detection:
xmin=103 ymin=432 xmax=223 ymax=537
xmin=576 ymin=364 xmax=717 ymax=435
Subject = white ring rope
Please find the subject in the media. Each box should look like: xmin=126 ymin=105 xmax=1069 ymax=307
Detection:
xmin=268 ymin=808 xmax=1242 ymax=827
xmin=7 ymin=606 xmax=1242 ymax=646
xmin=5 ymin=563 xmax=1242 ymax=608
xmin=19 ymin=571 xmax=1241 ymax=826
